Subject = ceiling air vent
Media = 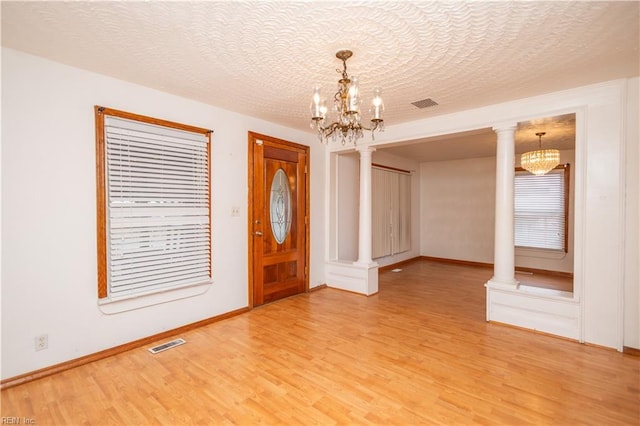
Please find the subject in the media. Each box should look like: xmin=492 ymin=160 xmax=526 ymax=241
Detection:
xmin=411 ymin=98 xmax=438 ymax=109
xmin=148 ymin=338 xmax=186 ymax=354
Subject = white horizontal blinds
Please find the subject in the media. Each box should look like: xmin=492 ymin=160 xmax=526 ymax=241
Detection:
xmin=372 ymin=166 xmax=411 ymax=259
xmin=105 ymin=116 xmax=210 ymax=299
xmin=514 ymin=168 xmax=565 ymax=250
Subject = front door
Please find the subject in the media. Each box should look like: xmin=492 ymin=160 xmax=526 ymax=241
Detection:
xmin=248 ymin=132 xmax=309 ymax=306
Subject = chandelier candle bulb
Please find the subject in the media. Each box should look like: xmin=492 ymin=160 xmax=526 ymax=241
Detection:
xmin=310 ymin=86 xmax=326 ymax=120
xmin=371 ymin=87 xmax=384 ymax=121
xmin=347 ymin=76 xmax=360 ymax=114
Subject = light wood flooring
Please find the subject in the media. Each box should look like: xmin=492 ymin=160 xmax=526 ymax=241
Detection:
xmin=2 ymin=260 xmax=638 ymax=425
xmin=515 ymin=270 xmax=573 ymax=293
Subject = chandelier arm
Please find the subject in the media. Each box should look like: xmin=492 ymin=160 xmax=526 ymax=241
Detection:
xmin=355 ymin=120 xmax=383 ymax=132
xmin=324 ymin=122 xmax=341 ymax=139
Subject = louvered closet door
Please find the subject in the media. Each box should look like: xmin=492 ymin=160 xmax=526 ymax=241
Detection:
xmin=104 ymin=116 xmax=211 ymax=299
xmin=397 ymin=173 xmax=412 ymax=253
xmin=372 ymin=167 xmax=411 ymax=259
xmin=372 ymin=168 xmax=392 ymax=259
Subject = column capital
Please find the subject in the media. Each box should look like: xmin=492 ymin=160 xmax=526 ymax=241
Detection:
xmin=492 ymin=123 xmax=518 ymax=134
xmin=355 ymin=145 xmax=376 ymax=154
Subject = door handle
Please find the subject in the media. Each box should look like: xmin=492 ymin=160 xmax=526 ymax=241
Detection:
xmin=254 ymin=231 xmax=263 ymax=236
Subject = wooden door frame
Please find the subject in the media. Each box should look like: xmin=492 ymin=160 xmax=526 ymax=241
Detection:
xmin=247 ymin=132 xmax=310 ymax=308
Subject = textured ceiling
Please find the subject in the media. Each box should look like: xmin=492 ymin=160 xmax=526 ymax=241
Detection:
xmin=381 ymin=113 xmax=577 ymax=162
xmin=2 ymin=1 xmax=638 ymax=160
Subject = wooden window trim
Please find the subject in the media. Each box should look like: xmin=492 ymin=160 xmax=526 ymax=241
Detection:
xmin=94 ymin=106 xmax=212 ymax=299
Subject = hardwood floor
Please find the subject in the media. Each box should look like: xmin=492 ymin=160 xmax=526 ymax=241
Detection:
xmin=2 ymin=260 xmax=638 ymax=425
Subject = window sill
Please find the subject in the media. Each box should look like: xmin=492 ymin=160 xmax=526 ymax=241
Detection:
xmin=98 ymin=280 xmax=213 ymax=314
xmin=516 ymin=246 xmax=567 ymax=260
xmin=517 ymin=284 xmax=575 ymax=300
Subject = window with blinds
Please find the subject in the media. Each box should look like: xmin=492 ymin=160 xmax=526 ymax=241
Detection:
xmin=372 ymin=166 xmax=411 ymax=259
xmin=95 ymin=107 xmax=212 ymax=301
xmin=514 ymin=164 xmax=569 ymax=252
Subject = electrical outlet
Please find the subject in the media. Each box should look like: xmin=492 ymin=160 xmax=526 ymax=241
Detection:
xmin=231 ymin=206 xmax=240 ymax=217
xmin=35 ymin=334 xmax=48 ymax=351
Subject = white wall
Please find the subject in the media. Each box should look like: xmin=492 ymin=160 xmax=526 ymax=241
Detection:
xmin=419 ymin=150 xmax=575 ymax=273
xmin=335 ymin=153 xmax=359 ymax=261
xmin=0 ymin=48 xmax=326 ymax=379
xmin=624 ymin=77 xmax=639 ymax=348
xmin=420 ymin=156 xmax=496 ymax=264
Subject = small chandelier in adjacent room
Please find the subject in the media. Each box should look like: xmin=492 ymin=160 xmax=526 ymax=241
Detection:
xmin=521 ymin=132 xmax=560 ymax=175
xmin=310 ymin=49 xmax=384 ymax=145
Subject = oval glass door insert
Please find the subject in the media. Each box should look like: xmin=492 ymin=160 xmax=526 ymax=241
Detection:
xmin=270 ymin=168 xmax=292 ymax=244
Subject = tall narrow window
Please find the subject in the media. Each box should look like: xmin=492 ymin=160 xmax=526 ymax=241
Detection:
xmin=269 ymin=168 xmax=292 ymax=244
xmin=95 ymin=106 xmax=212 ymax=301
xmin=372 ymin=165 xmax=411 ymax=259
xmin=514 ymin=164 xmax=570 ymax=252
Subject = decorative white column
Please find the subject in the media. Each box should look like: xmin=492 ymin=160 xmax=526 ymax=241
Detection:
xmin=355 ymin=145 xmax=377 ymax=267
xmin=488 ymin=124 xmax=519 ymax=289
xmin=325 ymin=146 xmax=378 ymax=296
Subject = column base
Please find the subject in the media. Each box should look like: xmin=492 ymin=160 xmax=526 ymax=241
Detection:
xmin=486 ymin=277 xmax=520 ymax=290
xmin=326 ymin=260 xmax=379 ymax=295
xmin=353 ymin=260 xmax=379 ymax=268
xmin=486 ymin=277 xmax=580 ymax=340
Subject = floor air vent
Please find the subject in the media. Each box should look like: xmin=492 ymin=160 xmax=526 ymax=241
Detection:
xmin=148 ymin=338 xmax=186 ymax=354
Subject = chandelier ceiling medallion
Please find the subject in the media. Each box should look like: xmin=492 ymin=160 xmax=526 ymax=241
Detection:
xmin=310 ymin=49 xmax=384 ymax=145
xmin=521 ymin=132 xmax=560 ymax=175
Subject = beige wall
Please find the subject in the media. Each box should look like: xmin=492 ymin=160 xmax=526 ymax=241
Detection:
xmin=420 ymin=150 xmax=575 ymax=273
xmin=336 ymin=153 xmax=359 ymax=261
xmin=420 ymin=156 xmax=496 ymax=264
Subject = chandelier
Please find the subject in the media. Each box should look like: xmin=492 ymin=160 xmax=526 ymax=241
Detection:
xmin=310 ymin=50 xmax=384 ymax=145
xmin=521 ymin=132 xmax=560 ymax=175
